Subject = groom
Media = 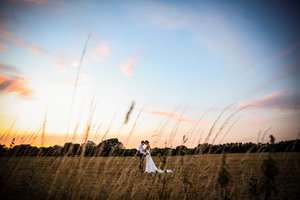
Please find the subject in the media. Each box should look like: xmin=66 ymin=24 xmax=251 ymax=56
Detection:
xmin=138 ymin=141 xmax=146 ymax=172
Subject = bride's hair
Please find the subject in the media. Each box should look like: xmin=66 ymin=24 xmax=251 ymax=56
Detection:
xmin=145 ymin=140 xmax=149 ymax=144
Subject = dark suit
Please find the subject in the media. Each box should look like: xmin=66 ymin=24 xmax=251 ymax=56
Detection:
xmin=138 ymin=152 xmax=145 ymax=171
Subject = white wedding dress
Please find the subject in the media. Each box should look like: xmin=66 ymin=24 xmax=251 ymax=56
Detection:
xmin=144 ymin=148 xmax=172 ymax=173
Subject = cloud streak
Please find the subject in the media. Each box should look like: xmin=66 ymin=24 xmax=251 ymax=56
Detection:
xmin=0 ymin=23 xmax=47 ymax=55
xmin=148 ymin=110 xmax=200 ymax=125
xmin=239 ymin=90 xmax=300 ymax=110
xmin=11 ymin=39 xmax=47 ymax=55
xmin=250 ymin=60 xmax=300 ymax=93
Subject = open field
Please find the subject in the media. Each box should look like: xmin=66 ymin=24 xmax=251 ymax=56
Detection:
xmin=0 ymin=153 xmax=299 ymax=200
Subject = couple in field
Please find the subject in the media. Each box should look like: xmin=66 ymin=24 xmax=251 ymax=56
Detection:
xmin=138 ymin=140 xmax=172 ymax=173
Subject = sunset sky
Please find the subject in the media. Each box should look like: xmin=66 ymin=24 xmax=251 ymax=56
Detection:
xmin=0 ymin=0 xmax=299 ymax=148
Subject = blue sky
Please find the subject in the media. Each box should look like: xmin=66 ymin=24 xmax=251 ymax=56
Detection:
xmin=0 ymin=0 xmax=299 ymax=147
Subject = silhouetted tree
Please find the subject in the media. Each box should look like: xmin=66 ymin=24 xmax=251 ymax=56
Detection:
xmin=0 ymin=138 xmax=299 ymax=157
xmin=84 ymin=140 xmax=96 ymax=156
xmin=173 ymin=145 xmax=188 ymax=155
xmin=62 ymin=142 xmax=72 ymax=156
xmin=0 ymin=145 xmax=6 ymax=156
xmin=95 ymin=138 xmax=124 ymax=156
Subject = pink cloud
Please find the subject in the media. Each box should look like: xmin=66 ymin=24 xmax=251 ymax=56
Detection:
xmin=90 ymin=43 xmax=111 ymax=63
xmin=239 ymin=90 xmax=300 ymax=110
xmin=0 ymin=63 xmax=33 ymax=98
xmin=254 ymin=118 xmax=264 ymax=125
xmin=148 ymin=110 xmax=200 ymax=125
xmin=239 ymin=91 xmax=284 ymax=108
xmin=121 ymin=57 xmax=137 ymax=76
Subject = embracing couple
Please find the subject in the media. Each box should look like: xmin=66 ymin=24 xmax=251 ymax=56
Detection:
xmin=138 ymin=140 xmax=172 ymax=173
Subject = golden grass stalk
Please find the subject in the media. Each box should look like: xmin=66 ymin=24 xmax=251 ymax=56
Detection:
xmin=66 ymin=32 xmax=92 ymax=142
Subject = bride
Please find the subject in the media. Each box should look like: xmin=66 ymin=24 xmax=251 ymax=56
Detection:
xmin=144 ymin=140 xmax=172 ymax=173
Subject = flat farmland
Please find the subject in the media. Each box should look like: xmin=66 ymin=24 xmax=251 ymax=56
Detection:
xmin=0 ymin=153 xmax=299 ymax=200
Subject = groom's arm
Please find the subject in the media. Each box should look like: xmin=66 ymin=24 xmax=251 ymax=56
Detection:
xmin=142 ymin=149 xmax=147 ymax=155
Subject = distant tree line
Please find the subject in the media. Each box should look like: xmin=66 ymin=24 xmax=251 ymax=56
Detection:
xmin=0 ymin=138 xmax=299 ymax=157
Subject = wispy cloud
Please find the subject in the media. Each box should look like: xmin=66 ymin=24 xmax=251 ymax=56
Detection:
xmin=253 ymin=118 xmax=264 ymax=125
xmin=0 ymin=23 xmax=47 ymax=55
xmin=0 ymin=63 xmax=18 ymax=73
xmin=244 ymin=41 xmax=300 ymax=78
xmin=250 ymin=60 xmax=300 ymax=93
xmin=52 ymin=41 xmax=111 ymax=74
xmin=138 ymin=2 xmax=187 ymax=30
xmin=148 ymin=110 xmax=200 ymax=125
xmin=90 ymin=42 xmax=111 ymax=63
xmin=120 ymin=57 xmax=137 ymax=76
xmin=260 ymin=41 xmax=300 ymax=68
xmin=11 ymin=38 xmax=47 ymax=55
xmin=0 ymin=63 xmax=33 ymax=98
xmin=130 ymin=2 xmax=258 ymax=68
xmin=53 ymin=54 xmax=77 ymax=73
xmin=9 ymin=0 xmax=48 ymax=4
xmin=239 ymin=90 xmax=300 ymax=110
xmin=0 ymin=75 xmax=33 ymax=97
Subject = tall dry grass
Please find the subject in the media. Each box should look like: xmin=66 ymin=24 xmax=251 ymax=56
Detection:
xmin=1 ymin=153 xmax=299 ymax=199
xmin=1 ymin=99 xmax=299 ymax=199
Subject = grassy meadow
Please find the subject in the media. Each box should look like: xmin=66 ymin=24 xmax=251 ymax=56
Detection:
xmin=0 ymin=152 xmax=299 ymax=200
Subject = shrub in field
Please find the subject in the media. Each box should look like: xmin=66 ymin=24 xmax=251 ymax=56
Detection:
xmin=217 ymin=152 xmax=231 ymax=200
xmin=158 ymin=153 xmax=167 ymax=170
xmin=158 ymin=147 xmax=172 ymax=170
xmin=178 ymin=135 xmax=192 ymax=200
xmin=260 ymin=135 xmax=279 ymax=200
xmin=260 ymin=153 xmax=279 ymax=200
